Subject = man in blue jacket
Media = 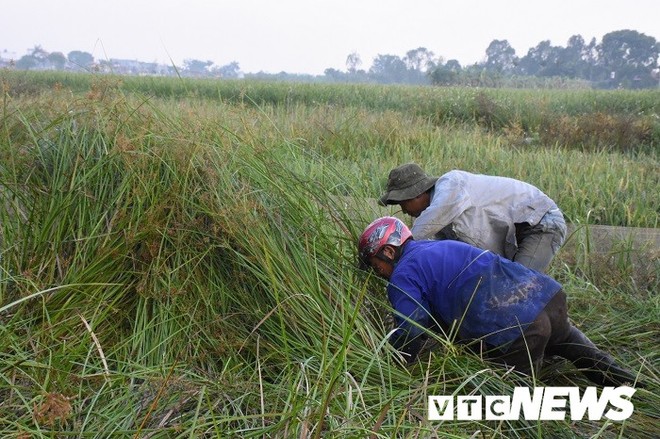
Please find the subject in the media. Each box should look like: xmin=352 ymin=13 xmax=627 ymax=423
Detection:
xmin=358 ymin=216 xmax=636 ymax=387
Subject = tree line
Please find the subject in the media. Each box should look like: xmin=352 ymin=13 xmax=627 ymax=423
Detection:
xmin=327 ymin=30 xmax=659 ymax=89
xmin=3 ymin=29 xmax=658 ymax=89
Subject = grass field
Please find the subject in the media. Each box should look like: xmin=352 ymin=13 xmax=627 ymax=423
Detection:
xmin=0 ymin=71 xmax=658 ymax=438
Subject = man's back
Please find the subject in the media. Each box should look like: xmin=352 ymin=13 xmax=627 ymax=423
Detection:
xmin=388 ymin=240 xmax=560 ymax=348
xmin=411 ymin=170 xmax=557 ymax=258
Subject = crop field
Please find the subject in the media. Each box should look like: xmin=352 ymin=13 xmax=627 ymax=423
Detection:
xmin=0 ymin=70 xmax=658 ymax=438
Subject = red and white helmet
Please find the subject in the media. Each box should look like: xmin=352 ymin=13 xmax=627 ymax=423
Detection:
xmin=358 ymin=216 xmax=412 ymax=268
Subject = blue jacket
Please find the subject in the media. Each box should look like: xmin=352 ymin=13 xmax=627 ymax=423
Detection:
xmin=387 ymin=240 xmax=561 ymax=358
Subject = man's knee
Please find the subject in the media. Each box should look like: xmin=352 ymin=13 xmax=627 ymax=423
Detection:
xmin=543 ymin=290 xmax=575 ymax=346
xmin=494 ymin=310 xmax=552 ymax=375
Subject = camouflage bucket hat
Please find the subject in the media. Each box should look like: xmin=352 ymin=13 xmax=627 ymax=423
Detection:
xmin=378 ymin=163 xmax=438 ymax=206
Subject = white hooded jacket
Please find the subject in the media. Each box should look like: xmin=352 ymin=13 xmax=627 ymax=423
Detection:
xmin=411 ymin=170 xmax=558 ymax=259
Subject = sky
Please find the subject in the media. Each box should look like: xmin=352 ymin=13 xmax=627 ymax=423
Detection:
xmin=2 ymin=1 xmax=658 ymax=75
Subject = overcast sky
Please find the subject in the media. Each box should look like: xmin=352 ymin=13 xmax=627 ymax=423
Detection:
xmin=2 ymin=1 xmax=658 ymax=75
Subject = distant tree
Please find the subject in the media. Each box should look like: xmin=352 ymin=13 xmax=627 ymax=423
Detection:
xmin=516 ymin=48 xmax=540 ymax=76
xmin=428 ymin=59 xmax=462 ymax=86
xmin=67 ymin=51 xmax=94 ymax=69
xmin=444 ymin=59 xmax=462 ymax=72
xmin=368 ymin=54 xmax=408 ymax=83
xmin=29 ymin=45 xmax=49 ymax=61
xmin=183 ymin=59 xmax=213 ymax=75
xmin=47 ymin=52 xmax=67 ymax=70
xmin=559 ymin=35 xmax=590 ymax=78
xmin=15 ymin=45 xmax=49 ymax=70
xmin=346 ymin=52 xmax=362 ymax=74
xmin=404 ymin=47 xmax=436 ymax=72
xmin=428 ymin=66 xmax=457 ymax=86
xmin=324 ymin=67 xmax=345 ymax=81
xmin=582 ymin=37 xmax=601 ymax=81
xmin=516 ymin=40 xmax=563 ymax=76
xmin=212 ymin=61 xmax=241 ymax=78
xmin=15 ymin=55 xmax=38 ymax=70
xmin=484 ymin=39 xmax=518 ymax=73
xmin=597 ymin=29 xmax=659 ymax=88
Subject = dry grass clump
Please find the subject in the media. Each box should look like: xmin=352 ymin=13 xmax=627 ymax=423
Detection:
xmin=540 ymin=112 xmax=656 ymax=153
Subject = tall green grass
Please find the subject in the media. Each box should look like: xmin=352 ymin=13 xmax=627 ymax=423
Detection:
xmin=3 ymin=70 xmax=660 ymax=154
xmin=0 ymin=77 xmax=657 ymax=437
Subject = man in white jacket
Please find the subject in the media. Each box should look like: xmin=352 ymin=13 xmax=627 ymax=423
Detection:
xmin=379 ymin=163 xmax=567 ymax=272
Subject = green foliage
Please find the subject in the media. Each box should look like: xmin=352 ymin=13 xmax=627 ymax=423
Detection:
xmin=3 ymin=70 xmax=658 ymax=154
xmin=0 ymin=76 xmax=657 ymax=437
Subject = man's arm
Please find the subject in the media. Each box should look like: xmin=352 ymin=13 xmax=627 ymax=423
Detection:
xmin=387 ymin=283 xmax=431 ymax=363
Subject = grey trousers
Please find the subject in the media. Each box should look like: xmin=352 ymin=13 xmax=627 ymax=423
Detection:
xmin=491 ymin=290 xmax=637 ymax=386
xmin=514 ymin=208 xmax=567 ymax=273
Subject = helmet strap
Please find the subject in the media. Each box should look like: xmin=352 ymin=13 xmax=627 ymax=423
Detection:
xmin=376 ymin=245 xmax=400 ymax=266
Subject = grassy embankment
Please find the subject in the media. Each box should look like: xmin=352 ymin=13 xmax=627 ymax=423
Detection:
xmin=0 ymin=71 xmax=658 ymax=437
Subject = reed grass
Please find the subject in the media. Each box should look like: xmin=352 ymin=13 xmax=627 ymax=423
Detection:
xmin=3 ymin=70 xmax=659 ymax=154
xmin=0 ymin=75 xmax=657 ymax=437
